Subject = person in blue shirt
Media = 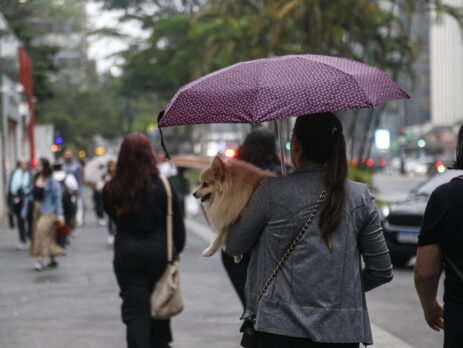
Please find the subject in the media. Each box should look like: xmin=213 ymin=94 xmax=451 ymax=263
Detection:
xmin=9 ymin=159 xmax=31 ymax=250
xmin=22 ymin=158 xmax=65 ymax=271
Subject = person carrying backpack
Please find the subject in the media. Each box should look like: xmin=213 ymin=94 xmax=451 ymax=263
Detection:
xmin=53 ymin=163 xmax=79 ymax=247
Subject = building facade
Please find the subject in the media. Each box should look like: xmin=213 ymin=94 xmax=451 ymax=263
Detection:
xmin=430 ymin=0 xmax=463 ymax=127
xmin=0 ymin=13 xmax=34 ymax=216
xmin=32 ymin=0 xmax=96 ymax=89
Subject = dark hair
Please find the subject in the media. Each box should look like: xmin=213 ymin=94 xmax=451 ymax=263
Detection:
xmin=237 ymin=127 xmax=278 ymax=170
xmin=36 ymin=158 xmax=53 ymax=179
xmin=453 ymin=124 xmax=463 ymax=169
xmin=293 ymin=112 xmax=348 ymax=250
xmin=105 ymin=133 xmax=159 ymax=216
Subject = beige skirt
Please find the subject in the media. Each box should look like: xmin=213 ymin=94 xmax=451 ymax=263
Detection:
xmin=30 ymin=201 xmax=64 ymax=257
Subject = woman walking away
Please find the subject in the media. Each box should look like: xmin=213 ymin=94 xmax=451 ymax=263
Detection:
xmin=222 ymin=127 xmax=281 ymax=309
xmin=103 ymin=160 xmax=117 ymax=245
xmin=227 ymin=112 xmax=393 ymax=348
xmin=415 ymin=124 xmax=463 ymax=348
xmin=10 ymin=159 xmax=31 ymax=250
xmin=22 ymin=158 xmax=65 ymax=271
xmin=104 ymin=133 xmax=185 ymax=348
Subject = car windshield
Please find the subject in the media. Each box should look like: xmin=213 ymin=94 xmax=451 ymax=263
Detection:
xmin=413 ymin=169 xmax=463 ymax=196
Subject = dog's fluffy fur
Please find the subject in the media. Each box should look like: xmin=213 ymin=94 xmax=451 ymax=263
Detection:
xmin=193 ymin=156 xmax=273 ymax=261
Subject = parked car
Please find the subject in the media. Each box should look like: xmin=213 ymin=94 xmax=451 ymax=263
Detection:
xmin=381 ymin=168 xmax=463 ymax=266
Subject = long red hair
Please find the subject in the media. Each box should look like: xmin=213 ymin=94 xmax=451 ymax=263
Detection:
xmin=105 ymin=133 xmax=159 ymax=216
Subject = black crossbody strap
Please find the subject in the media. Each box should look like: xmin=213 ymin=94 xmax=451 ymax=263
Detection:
xmin=256 ymin=187 xmax=326 ymax=305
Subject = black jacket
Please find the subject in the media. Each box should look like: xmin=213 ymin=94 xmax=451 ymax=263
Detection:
xmin=103 ymin=176 xmax=185 ymax=254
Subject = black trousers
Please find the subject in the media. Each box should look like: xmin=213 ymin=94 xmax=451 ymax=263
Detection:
xmin=444 ymin=304 xmax=463 ymax=348
xmin=256 ymin=332 xmax=360 ymax=348
xmin=114 ymin=234 xmax=171 ymax=348
xmin=13 ymin=202 xmax=27 ymax=243
xmin=93 ymin=190 xmax=105 ymax=219
xmin=221 ymin=250 xmax=250 ymax=308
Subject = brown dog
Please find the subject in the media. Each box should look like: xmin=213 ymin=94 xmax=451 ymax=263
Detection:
xmin=193 ymin=156 xmax=273 ymax=261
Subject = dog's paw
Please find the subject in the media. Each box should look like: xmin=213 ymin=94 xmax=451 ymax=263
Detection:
xmin=201 ymin=248 xmax=215 ymax=257
xmin=233 ymin=255 xmax=242 ymax=263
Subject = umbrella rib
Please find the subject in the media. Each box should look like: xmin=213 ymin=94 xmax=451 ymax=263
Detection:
xmin=297 ymin=55 xmax=378 ymax=107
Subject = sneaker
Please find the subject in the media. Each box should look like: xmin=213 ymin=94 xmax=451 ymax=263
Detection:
xmin=98 ymin=218 xmax=107 ymax=227
xmin=107 ymin=235 xmax=115 ymax=246
xmin=47 ymin=260 xmax=58 ymax=269
xmin=34 ymin=262 xmax=44 ymax=271
xmin=16 ymin=242 xmax=28 ymax=251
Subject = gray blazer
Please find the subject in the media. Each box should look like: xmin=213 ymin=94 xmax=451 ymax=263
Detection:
xmin=227 ymin=165 xmax=393 ymax=345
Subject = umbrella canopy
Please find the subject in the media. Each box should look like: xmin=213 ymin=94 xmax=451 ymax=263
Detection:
xmin=169 ymin=154 xmax=210 ymax=170
xmin=84 ymin=154 xmax=116 ymax=184
xmin=158 ymin=54 xmax=409 ymax=127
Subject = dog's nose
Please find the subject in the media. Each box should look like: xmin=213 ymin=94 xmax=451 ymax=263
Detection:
xmin=192 ymin=192 xmax=199 ymax=198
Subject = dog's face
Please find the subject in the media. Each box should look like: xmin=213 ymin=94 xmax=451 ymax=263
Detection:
xmin=193 ymin=156 xmax=225 ymax=205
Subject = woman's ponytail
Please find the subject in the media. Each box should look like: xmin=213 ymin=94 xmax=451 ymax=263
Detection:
xmin=293 ymin=113 xmax=348 ymax=250
xmin=319 ymin=128 xmax=348 ymax=250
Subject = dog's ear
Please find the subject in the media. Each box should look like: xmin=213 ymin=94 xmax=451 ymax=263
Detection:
xmin=211 ymin=155 xmax=225 ymax=180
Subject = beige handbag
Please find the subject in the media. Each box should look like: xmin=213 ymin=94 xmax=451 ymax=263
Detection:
xmin=150 ymin=175 xmax=184 ymax=319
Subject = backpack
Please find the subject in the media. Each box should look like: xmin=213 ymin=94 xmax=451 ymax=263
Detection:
xmin=59 ymin=174 xmax=75 ymax=216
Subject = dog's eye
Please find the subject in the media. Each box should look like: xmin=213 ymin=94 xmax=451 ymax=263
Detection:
xmin=202 ymin=182 xmax=209 ymax=188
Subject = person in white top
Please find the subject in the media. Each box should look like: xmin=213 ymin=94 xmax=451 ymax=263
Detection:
xmin=53 ymin=163 xmax=79 ymax=247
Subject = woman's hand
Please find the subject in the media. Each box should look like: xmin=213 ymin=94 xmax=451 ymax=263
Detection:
xmin=57 ymin=218 xmax=65 ymax=227
xmin=424 ymin=299 xmax=444 ymax=331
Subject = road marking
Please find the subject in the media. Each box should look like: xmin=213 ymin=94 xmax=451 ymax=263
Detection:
xmin=185 ymin=217 xmax=416 ymax=348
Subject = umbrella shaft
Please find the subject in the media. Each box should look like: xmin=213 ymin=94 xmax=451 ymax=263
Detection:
xmin=277 ymin=119 xmax=287 ymax=176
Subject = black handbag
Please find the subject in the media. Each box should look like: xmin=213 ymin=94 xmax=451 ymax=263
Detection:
xmin=239 ymin=187 xmax=326 ymax=348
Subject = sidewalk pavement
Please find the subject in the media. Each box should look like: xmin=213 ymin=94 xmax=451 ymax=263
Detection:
xmin=0 ymin=214 xmax=412 ymax=348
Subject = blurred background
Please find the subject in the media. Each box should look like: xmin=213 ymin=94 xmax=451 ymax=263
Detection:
xmin=0 ymin=1 xmax=462 ymax=347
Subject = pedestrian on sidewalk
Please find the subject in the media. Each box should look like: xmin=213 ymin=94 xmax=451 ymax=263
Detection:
xmin=103 ymin=160 xmax=116 ymax=245
xmin=169 ymin=167 xmax=190 ymax=219
xmin=104 ymin=133 xmax=185 ymax=348
xmin=94 ymin=163 xmax=107 ymax=227
xmin=61 ymin=148 xmax=85 ymax=227
xmin=22 ymin=158 xmax=65 ymax=271
xmin=415 ymin=124 xmax=463 ymax=348
xmin=227 ymin=112 xmax=393 ymax=348
xmin=9 ymin=159 xmax=31 ymax=250
xmin=53 ymin=162 xmax=79 ymax=248
xmin=221 ymin=127 xmax=281 ymax=309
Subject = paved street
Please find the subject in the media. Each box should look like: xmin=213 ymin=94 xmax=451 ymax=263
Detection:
xmin=0 ymin=193 xmax=444 ymax=348
xmin=373 ymin=173 xmax=427 ymax=202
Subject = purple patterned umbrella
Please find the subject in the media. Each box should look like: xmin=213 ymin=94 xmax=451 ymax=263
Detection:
xmin=158 ymin=54 xmax=409 ymax=128
xmin=157 ymin=54 xmax=409 ymax=174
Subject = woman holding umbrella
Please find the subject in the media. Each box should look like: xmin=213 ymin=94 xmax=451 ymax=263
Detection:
xmin=158 ymin=53 xmax=407 ymax=347
xmin=226 ymin=112 xmax=393 ymax=347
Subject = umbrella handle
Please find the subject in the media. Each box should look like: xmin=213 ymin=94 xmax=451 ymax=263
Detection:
xmin=158 ymin=111 xmax=171 ymax=160
xmin=276 ymin=119 xmax=287 ymax=176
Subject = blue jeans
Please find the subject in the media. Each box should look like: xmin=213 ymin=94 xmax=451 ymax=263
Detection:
xmin=107 ymin=216 xmax=116 ymax=236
